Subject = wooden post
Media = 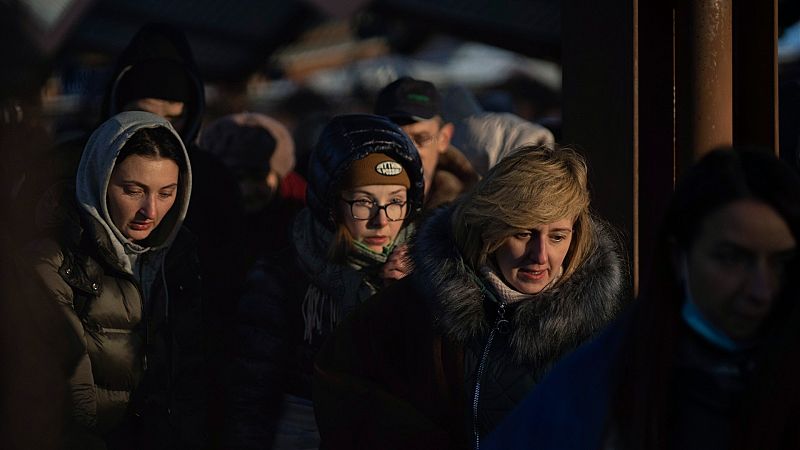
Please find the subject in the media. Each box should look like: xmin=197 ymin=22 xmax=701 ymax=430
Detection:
xmin=675 ymin=0 xmax=733 ymax=169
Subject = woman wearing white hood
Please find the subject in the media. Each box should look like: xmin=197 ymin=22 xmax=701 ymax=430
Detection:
xmin=24 ymin=111 xmax=206 ymax=449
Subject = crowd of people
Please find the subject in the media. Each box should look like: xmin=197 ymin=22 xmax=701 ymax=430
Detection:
xmin=3 ymin=22 xmax=800 ymax=450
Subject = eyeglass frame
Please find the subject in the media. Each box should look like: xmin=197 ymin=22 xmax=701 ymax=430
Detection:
xmin=340 ymin=198 xmax=409 ymax=221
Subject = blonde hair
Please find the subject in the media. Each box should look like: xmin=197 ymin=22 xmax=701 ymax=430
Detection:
xmin=452 ymin=144 xmax=595 ymax=285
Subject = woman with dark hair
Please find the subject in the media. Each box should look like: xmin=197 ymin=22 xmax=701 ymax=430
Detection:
xmin=23 ymin=111 xmax=206 ymax=449
xmin=483 ymin=148 xmax=800 ymax=450
xmin=313 ymin=144 xmax=628 ymax=449
xmin=225 ymin=114 xmax=424 ymax=450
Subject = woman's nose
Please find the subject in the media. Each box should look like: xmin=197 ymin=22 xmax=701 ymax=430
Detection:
xmin=368 ymin=208 xmax=389 ymax=228
xmin=139 ymin=195 xmax=157 ymax=219
xmin=526 ymin=236 xmax=547 ymax=264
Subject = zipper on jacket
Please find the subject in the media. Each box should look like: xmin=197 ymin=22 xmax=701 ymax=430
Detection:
xmin=472 ymin=300 xmax=509 ymax=450
xmin=123 ymin=269 xmax=149 ymax=372
xmin=160 ymin=257 xmax=173 ymax=414
xmin=116 ymin=258 xmax=153 ymax=374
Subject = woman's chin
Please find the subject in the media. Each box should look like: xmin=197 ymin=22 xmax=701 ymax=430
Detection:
xmin=125 ymin=229 xmax=153 ymax=243
xmin=361 ymin=237 xmax=390 ymax=252
xmin=366 ymin=244 xmax=385 ymax=253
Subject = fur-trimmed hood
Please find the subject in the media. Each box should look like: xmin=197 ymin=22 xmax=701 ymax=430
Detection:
xmin=410 ymin=205 xmax=629 ymax=366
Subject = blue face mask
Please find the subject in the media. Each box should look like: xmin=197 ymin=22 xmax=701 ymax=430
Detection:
xmin=679 ymin=253 xmax=750 ymax=352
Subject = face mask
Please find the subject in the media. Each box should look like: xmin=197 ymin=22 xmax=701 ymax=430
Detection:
xmin=679 ymin=252 xmax=744 ymax=352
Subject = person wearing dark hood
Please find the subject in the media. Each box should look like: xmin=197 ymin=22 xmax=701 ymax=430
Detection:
xmin=375 ymin=77 xmax=480 ymax=209
xmin=22 ymin=111 xmax=206 ymax=449
xmin=199 ymin=112 xmax=306 ymax=267
xmin=103 ymin=24 xmax=247 ymax=443
xmin=104 ymin=23 xmax=247 ymax=317
xmin=225 ymin=114 xmax=424 ymax=450
xmin=313 ymin=145 xmax=628 ymax=449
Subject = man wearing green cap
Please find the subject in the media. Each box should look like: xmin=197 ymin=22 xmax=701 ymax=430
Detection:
xmin=375 ymin=76 xmax=478 ymax=208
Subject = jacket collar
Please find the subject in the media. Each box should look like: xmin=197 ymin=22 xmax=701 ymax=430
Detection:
xmin=410 ymin=205 xmax=629 ymax=366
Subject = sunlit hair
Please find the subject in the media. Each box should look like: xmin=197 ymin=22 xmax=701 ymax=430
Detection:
xmin=451 ymin=144 xmax=594 ymax=284
xmin=328 ymin=222 xmax=355 ymax=262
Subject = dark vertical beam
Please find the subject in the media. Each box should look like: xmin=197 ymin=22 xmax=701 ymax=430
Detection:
xmin=733 ymin=0 xmax=778 ymax=154
xmin=562 ymin=0 xmax=636 ymax=293
xmin=675 ymin=0 xmax=733 ymax=169
xmin=637 ymin=0 xmax=676 ymax=288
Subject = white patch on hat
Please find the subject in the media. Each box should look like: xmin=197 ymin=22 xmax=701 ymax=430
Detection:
xmin=375 ymin=161 xmax=403 ymax=176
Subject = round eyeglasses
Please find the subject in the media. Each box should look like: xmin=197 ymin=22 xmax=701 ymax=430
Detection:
xmin=341 ymin=198 xmax=408 ymax=221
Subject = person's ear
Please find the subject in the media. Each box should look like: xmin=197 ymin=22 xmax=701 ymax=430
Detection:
xmin=437 ymin=122 xmax=454 ymax=153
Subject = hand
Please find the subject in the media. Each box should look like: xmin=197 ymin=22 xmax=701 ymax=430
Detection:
xmin=380 ymin=245 xmax=411 ymax=285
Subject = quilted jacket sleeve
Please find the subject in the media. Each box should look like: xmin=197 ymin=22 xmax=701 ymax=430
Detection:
xmin=24 ymin=239 xmax=97 ymax=430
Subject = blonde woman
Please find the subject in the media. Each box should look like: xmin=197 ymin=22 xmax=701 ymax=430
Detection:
xmin=314 ymin=145 xmax=628 ymax=450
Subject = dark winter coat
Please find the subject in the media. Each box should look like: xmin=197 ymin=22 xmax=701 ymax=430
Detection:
xmin=224 ymin=241 xmax=316 ymax=450
xmin=481 ymin=315 xmax=627 ymax=450
xmin=22 ymin=112 xmax=206 ymax=449
xmin=224 ymin=114 xmax=425 ymax=449
xmin=482 ymin=312 xmax=760 ymax=450
xmin=26 ymin=213 xmax=206 ymax=450
xmin=313 ymin=205 xmax=628 ymax=449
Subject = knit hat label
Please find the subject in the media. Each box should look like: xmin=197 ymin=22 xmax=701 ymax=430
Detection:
xmin=340 ymin=152 xmax=411 ymax=189
xmin=376 ymin=161 xmax=403 ymax=176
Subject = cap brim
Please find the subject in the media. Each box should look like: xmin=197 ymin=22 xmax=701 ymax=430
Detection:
xmin=383 ymin=111 xmax=435 ymax=123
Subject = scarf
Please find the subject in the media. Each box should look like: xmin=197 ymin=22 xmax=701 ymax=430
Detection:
xmin=293 ymin=209 xmax=413 ymax=341
xmin=478 ymin=262 xmax=564 ymax=305
xmin=479 ymin=265 xmax=535 ymax=305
